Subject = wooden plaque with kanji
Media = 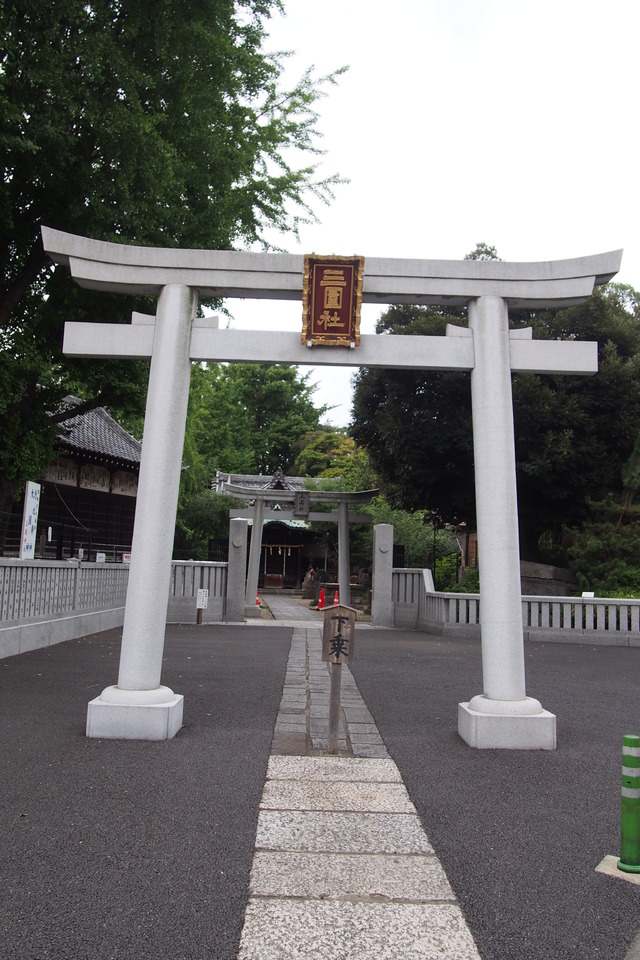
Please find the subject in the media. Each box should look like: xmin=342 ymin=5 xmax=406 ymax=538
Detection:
xmin=302 ymin=255 xmax=364 ymax=347
xmin=322 ymin=604 xmax=357 ymax=664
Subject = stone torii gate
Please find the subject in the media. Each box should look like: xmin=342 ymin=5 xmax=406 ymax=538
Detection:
xmin=41 ymin=227 xmax=621 ymax=748
xmin=218 ymin=472 xmax=377 ymax=613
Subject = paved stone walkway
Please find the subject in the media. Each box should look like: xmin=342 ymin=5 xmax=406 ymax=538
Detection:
xmin=237 ymin=623 xmax=481 ymax=959
xmin=260 ymin=592 xmax=322 ymax=623
xmin=271 ymin=626 xmax=388 ymax=758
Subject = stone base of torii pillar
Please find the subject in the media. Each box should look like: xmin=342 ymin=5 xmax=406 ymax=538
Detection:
xmin=86 ymin=686 xmax=184 ymax=741
xmin=458 ymin=696 xmax=556 ymax=750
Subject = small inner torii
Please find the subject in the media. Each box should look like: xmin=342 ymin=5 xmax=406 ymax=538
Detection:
xmin=41 ymin=226 xmax=622 ymax=750
xmin=215 ymin=467 xmax=377 ymax=612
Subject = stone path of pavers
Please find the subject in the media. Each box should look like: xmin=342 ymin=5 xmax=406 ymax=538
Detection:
xmin=237 ymin=624 xmax=481 ymax=960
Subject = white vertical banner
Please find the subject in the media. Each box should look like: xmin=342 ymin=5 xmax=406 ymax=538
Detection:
xmin=19 ymin=481 xmax=41 ymax=560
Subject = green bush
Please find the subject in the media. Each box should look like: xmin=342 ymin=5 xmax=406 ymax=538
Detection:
xmin=435 ymin=553 xmax=460 ymax=591
xmin=450 ymin=566 xmax=480 ymax=593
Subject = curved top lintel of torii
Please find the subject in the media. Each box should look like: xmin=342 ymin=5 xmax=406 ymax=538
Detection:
xmin=41 ymin=227 xmax=622 ymax=309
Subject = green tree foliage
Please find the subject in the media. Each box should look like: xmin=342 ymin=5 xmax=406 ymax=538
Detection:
xmin=174 ymin=490 xmax=242 ymax=561
xmin=450 ymin=564 xmax=480 ymax=594
xmin=188 ymin=362 xmax=326 ymax=478
xmin=0 ymin=0 xmax=344 ymax=509
xmin=174 ymin=360 xmax=328 ymax=557
xmin=187 ymin=363 xmax=256 ymax=480
xmin=294 ymin=428 xmax=378 ymax=489
xmin=290 ymin=424 xmax=461 ymax=576
xmin=513 ymin=284 xmax=640 ymax=557
xmin=567 ymin=496 xmax=640 ymax=597
xmin=464 ymin=242 xmax=501 ymax=262
xmin=351 ymin=283 xmax=640 ymax=560
xmin=351 ymin=303 xmax=474 ymax=522
xmin=289 ymin=430 xmax=378 ymax=570
xmin=364 ymin=497 xmax=458 ymax=570
xmin=616 ymin=429 xmax=640 ymax=531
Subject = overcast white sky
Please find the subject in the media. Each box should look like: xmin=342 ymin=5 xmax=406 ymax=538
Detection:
xmin=220 ymin=0 xmax=640 ymax=426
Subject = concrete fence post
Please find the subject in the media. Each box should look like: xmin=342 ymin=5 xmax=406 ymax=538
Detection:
xmin=338 ymin=499 xmax=350 ymax=607
xmin=72 ymin=561 xmax=81 ymax=611
xmin=245 ymin=498 xmax=264 ymax=618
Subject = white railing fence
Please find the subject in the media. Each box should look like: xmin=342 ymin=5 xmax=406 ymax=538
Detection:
xmin=3 ymin=560 xmax=638 ymax=656
xmin=392 ymin=568 xmax=640 ymax=645
xmin=167 ymin=561 xmax=227 ymax=623
xmin=0 ymin=558 xmax=228 ymax=625
xmin=0 ymin=559 xmax=130 ymax=621
xmin=0 ymin=559 xmax=229 ymax=658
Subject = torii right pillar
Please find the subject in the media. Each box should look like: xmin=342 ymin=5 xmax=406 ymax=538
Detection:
xmin=458 ymin=295 xmax=555 ymax=748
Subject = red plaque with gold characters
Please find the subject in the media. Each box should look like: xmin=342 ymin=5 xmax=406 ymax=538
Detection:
xmin=301 ymin=255 xmax=365 ymax=347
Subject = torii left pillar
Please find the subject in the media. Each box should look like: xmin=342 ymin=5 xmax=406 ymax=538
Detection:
xmin=86 ymin=284 xmax=197 ymax=739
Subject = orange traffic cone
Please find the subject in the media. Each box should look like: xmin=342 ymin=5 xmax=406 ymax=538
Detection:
xmin=333 ymin=591 xmax=339 ymax=605
xmin=318 ymin=587 xmax=325 ymax=610
xmin=256 ymin=591 xmax=260 ymax=606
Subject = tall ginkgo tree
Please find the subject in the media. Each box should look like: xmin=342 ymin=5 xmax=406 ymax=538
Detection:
xmin=0 ymin=0 xmax=345 ymax=512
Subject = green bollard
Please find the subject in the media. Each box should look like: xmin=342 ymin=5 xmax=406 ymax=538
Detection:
xmin=618 ymin=734 xmax=640 ymax=873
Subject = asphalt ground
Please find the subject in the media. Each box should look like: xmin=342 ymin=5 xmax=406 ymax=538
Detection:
xmin=3 ymin=624 xmax=640 ymax=959
xmin=350 ymin=630 xmax=640 ymax=960
xmin=0 ymin=624 xmax=291 ymax=960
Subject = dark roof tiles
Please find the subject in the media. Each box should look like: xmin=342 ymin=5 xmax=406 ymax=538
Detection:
xmin=56 ymin=400 xmax=141 ymax=468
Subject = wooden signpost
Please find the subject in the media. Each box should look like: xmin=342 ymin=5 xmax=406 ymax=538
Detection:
xmin=322 ymin=604 xmax=357 ymax=754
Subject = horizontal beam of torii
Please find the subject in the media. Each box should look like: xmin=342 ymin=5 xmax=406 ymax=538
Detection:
xmin=41 ymin=226 xmax=623 ymax=750
xmin=42 ymin=227 xmax=619 ymax=307
xmin=63 ymin=313 xmax=598 ymax=376
xmin=230 ymin=509 xmax=371 ymax=522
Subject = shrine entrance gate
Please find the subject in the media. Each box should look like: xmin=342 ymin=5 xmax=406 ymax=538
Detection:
xmin=41 ymin=227 xmax=621 ymax=749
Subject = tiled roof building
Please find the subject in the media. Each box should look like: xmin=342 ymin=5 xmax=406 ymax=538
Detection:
xmin=4 ymin=399 xmax=141 ymax=560
xmin=56 ymin=400 xmax=141 ymax=469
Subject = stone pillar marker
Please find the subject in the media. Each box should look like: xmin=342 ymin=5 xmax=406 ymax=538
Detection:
xmin=322 ymin=603 xmax=357 ymax=754
xmin=41 ymin=226 xmax=621 ymax=747
xmin=372 ymin=523 xmax=394 ymax=627
xmin=225 ymin=518 xmax=248 ymax=622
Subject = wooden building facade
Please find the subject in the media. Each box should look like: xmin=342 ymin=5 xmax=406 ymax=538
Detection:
xmin=3 ymin=399 xmax=141 ymax=560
